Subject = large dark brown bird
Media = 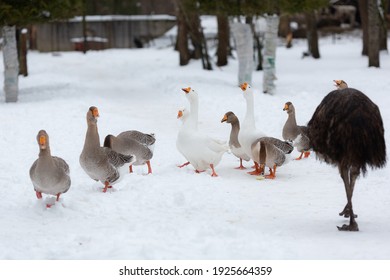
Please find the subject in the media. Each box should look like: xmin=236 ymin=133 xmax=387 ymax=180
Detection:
xmin=307 ymin=80 xmax=386 ymax=231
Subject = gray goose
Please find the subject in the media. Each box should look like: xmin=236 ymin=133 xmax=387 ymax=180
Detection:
xmin=282 ymin=102 xmax=311 ymax=160
xmin=79 ymin=106 xmax=136 ymax=192
xmin=104 ymin=131 xmax=155 ymax=174
xmin=221 ymin=111 xmax=250 ymax=169
xmin=251 ymin=137 xmax=293 ymax=179
xmin=29 ymin=130 xmax=71 ymax=207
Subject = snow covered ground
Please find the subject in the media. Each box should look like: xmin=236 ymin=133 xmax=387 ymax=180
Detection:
xmin=0 ymin=31 xmax=389 ymax=261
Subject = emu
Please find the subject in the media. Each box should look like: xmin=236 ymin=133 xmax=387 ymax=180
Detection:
xmin=307 ymin=80 xmax=386 ymax=231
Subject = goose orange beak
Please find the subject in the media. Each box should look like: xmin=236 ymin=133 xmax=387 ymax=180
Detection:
xmin=92 ymin=108 xmax=99 ymax=117
xmin=283 ymin=103 xmax=289 ymax=111
xmin=239 ymin=82 xmax=248 ymax=91
xmin=39 ymin=135 xmax=46 ymax=145
xmin=221 ymin=114 xmax=228 ymax=123
xmin=177 ymin=110 xmax=183 ymax=119
xmin=39 ymin=135 xmax=47 ymax=149
xmin=181 ymin=87 xmax=191 ymax=94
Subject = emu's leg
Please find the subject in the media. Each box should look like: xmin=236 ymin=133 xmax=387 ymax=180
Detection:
xmin=338 ymin=166 xmax=358 ymax=218
xmin=337 ymin=166 xmax=359 ymax=231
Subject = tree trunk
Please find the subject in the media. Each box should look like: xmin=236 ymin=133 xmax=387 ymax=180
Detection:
xmin=175 ymin=1 xmax=190 ymax=66
xmin=304 ymin=10 xmax=320 ymax=59
xmin=17 ymin=29 xmax=28 ymax=77
xmin=368 ymin=0 xmax=380 ymax=67
xmin=216 ymin=14 xmax=229 ymax=67
xmin=246 ymin=16 xmax=263 ymax=71
xmin=188 ymin=13 xmax=203 ymax=60
xmin=262 ymin=15 xmax=279 ymax=95
xmin=358 ymin=0 xmax=369 ymax=55
xmin=231 ymin=22 xmax=253 ymax=86
xmin=379 ymin=0 xmax=388 ymax=51
xmin=82 ymin=0 xmax=88 ymax=54
xmin=2 ymin=26 xmax=19 ymax=103
xmin=199 ymin=29 xmax=213 ymax=70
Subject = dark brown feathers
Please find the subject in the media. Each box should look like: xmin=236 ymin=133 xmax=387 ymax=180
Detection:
xmin=307 ymin=88 xmax=386 ymax=175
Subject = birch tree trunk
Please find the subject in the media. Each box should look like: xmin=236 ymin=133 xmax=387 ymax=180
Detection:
xmin=231 ymin=22 xmax=253 ymax=85
xmin=262 ymin=15 xmax=279 ymax=95
xmin=2 ymin=25 xmax=19 ymax=103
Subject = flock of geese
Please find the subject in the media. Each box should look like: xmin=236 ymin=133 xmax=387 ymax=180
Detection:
xmin=29 ymin=80 xmax=386 ymax=231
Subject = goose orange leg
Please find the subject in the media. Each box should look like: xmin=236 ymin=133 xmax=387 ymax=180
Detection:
xmin=265 ymin=165 xmax=277 ymax=179
xmin=129 ymin=165 xmax=133 ymax=173
xmin=304 ymin=151 xmax=311 ymax=158
xmin=210 ymin=164 xmax=218 ymax=177
xmin=102 ymin=181 xmax=111 ymax=193
xmin=248 ymin=162 xmax=263 ymax=175
xmin=295 ymin=152 xmax=304 ymax=160
xmin=146 ymin=160 xmax=152 ymax=174
xmin=235 ymin=158 xmax=246 ymax=170
xmin=178 ymin=161 xmax=190 ymax=168
xmin=35 ymin=191 xmax=42 ymax=199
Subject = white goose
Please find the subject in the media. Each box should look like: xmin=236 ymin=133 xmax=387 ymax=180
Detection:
xmin=177 ymin=87 xmax=228 ymax=176
xmin=237 ymin=82 xmax=267 ymax=175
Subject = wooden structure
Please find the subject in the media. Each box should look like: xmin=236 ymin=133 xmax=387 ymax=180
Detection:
xmin=33 ymin=15 xmax=176 ymax=52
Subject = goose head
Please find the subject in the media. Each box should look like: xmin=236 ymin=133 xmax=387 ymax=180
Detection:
xmin=103 ymin=134 xmax=114 ymax=148
xmin=334 ymin=80 xmax=348 ymax=90
xmin=177 ymin=108 xmax=189 ymax=121
xmin=37 ymin=130 xmax=49 ymax=150
xmin=221 ymin=111 xmax=238 ymax=124
xmin=181 ymin=87 xmax=198 ymax=103
xmin=239 ymin=82 xmax=253 ymax=99
xmin=283 ymin=102 xmax=295 ymax=114
xmin=87 ymin=106 xmax=99 ymax=125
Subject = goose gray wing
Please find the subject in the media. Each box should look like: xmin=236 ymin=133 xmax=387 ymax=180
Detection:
xmin=260 ymin=137 xmax=294 ymax=154
xmin=118 ymin=130 xmax=156 ymax=146
xmin=296 ymin=126 xmax=311 ymax=151
xmin=52 ymin=156 xmax=70 ymax=175
xmin=104 ymin=147 xmax=135 ymax=168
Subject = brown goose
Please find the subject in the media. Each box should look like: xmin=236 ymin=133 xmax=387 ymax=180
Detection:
xmin=104 ymin=131 xmax=155 ymax=174
xmin=251 ymin=137 xmax=293 ymax=179
xmin=221 ymin=111 xmax=250 ymax=169
xmin=282 ymin=102 xmax=311 ymax=160
xmin=29 ymin=130 xmax=71 ymax=207
xmin=79 ymin=106 xmax=136 ymax=192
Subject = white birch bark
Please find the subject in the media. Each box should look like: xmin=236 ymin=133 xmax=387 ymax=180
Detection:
xmin=262 ymin=15 xmax=279 ymax=95
xmin=2 ymin=25 xmax=19 ymax=102
xmin=231 ymin=22 xmax=253 ymax=85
